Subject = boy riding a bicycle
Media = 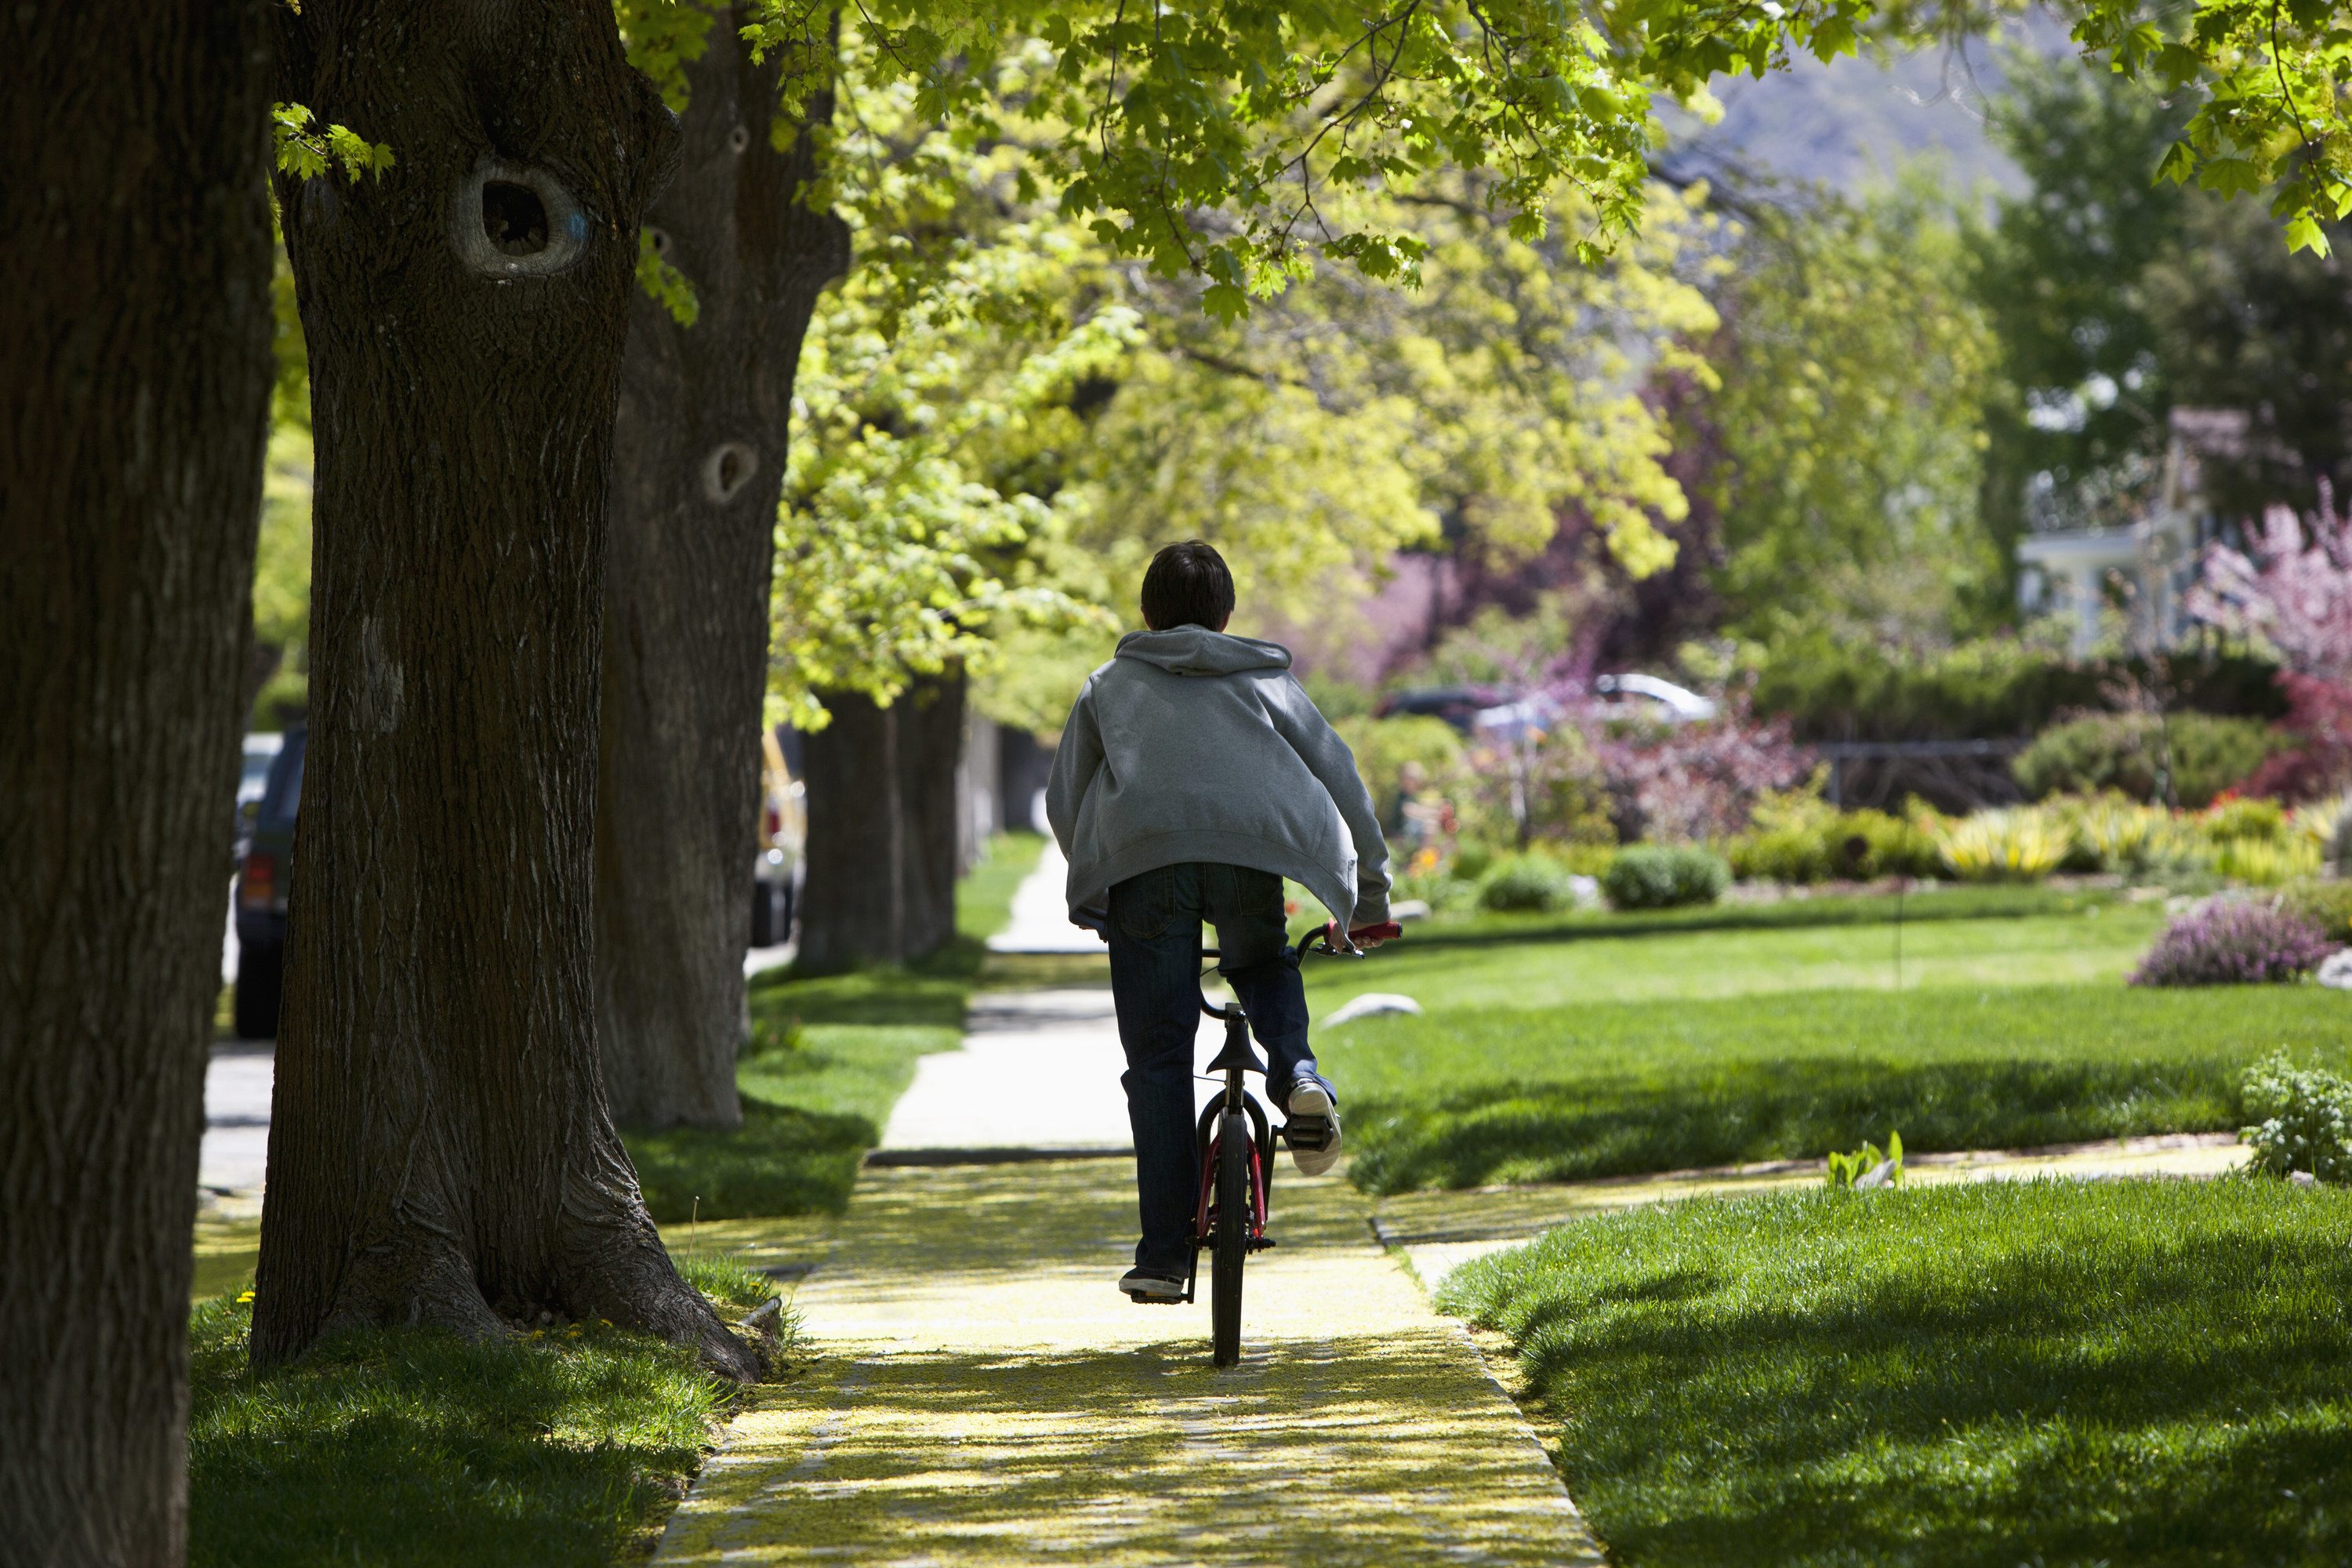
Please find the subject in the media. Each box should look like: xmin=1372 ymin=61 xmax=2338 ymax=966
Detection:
xmin=1047 ymin=540 xmax=1391 ymax=1303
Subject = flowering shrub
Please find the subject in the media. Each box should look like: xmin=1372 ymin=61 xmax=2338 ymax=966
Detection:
xmin=1929 ymin=807 xmax=2071 ymax=882
xmin=1454 ymin=724 xmax=1618 ymax=849
xmin=2057 ymin=794 xmax=2172 ymax=873
xmin=2212 ymin=836 xmax=2322 ymax=886
xmin=2187 ymin=489 xmax=2352 ymax=804
xmin=1583 ymin=693 xmax=1812 ymax=845
xmin=1602 ymin=844 xmax=1730 ymax=909
xmin=2180 ymin=794 xmax=2324 ymax=884
xmin=2188 ymin=489 xmax=2352 ymax=684
xmin=2239 ymin=1053 xmax=2352 ymax=1184
xmin=1726 ymin=791 xmax=1942 ymax=883
xmin=2240 ymin=673 xmax=2352 ymax=803
xmin=2198 ymin=794 xmax=2288 ymax=842
xmin=2129 ymin=899 xmax=2335 ymax=987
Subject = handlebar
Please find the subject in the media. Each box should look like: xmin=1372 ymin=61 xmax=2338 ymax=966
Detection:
xmin=1288 ymin=920 xmax=1403 ymax=960
xmin=1203 ymin=922 xmax=1401 ymax=966
xmin=1200 ymin=920 xmax=1401 ymax=1021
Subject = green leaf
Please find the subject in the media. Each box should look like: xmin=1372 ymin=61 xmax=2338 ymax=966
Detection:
xmin=1809 ymin=14 xmax=1857 ymax=62
xmin=635 ymin=229 xmax=700 ymax=327
xmin=2198 ymin=156 xmax=2267 ymax=198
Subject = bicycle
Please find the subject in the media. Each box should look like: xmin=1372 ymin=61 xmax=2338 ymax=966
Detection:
xmin=1166 ymin=918 xmax=1400 ymax=1368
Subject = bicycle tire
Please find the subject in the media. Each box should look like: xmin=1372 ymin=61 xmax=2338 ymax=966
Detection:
xmin=1212 ymin=1109 xmax=1250 ymax=1367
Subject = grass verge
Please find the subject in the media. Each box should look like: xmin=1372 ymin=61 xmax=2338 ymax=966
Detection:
xmin=1441 ymin=1179 xmax=2352 ymax=1567
xmin=1324 ymin=982 xmax=2351 ymax=1193
xmin=623 ymin=832 xmax=1049 ymax=1221
xmin=188 ymin=1261 xmax=782 ymax=1567
xmin=958 ymin=829 xmax=1045 ymax=945
xmin=625 ymin=1011 xmax=949 ymax=1223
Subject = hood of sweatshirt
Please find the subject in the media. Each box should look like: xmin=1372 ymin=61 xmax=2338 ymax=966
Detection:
xmin=1113 ymin=626 xmax=1294 ymax=678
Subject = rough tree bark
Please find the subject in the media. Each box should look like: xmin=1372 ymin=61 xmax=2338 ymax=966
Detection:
xmin=254 ymin=0 xmax=753 ymax=1379
xmin=0 ymin=2 xmax=276 ymax=1560
xmin=797 ymin=671 xmax=967 ymax=969
xmin=597 ymin=9 xmax=848 ymax=1131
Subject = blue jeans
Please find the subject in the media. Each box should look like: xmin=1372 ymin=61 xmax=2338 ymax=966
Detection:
xmin=1106 ymin=862 xmax=1322 ymax=1274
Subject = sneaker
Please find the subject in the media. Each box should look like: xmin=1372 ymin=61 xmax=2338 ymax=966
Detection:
xmin=1283 ymin=1075 xmax=1342 ymax=1176
xmin=1120 ymin=1267 xmax=1186 ymax=1304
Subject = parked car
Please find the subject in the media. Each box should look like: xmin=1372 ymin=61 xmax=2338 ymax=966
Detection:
xmin=233 ymin=732 xmax=283 ymax=860
xmin=1592 ymin=673 xmax=1717 ymax=723
xmin=751 ymin=728 xmax=804 ymax=948
xmin=1374 ymin=685 xmax=1512 ymax=732
xmin=233 ymin=726 xmax=303 ymax=1039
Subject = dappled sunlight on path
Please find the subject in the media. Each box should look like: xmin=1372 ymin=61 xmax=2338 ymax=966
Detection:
xmin=654 ymin=1160 xmax=1604 ymax=1566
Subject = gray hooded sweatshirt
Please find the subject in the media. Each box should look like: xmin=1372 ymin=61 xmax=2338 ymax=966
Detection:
xmin=1047 ymin=627 xmax=1390 ymax=931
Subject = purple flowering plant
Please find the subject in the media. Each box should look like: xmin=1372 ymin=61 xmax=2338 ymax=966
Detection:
xmin=2129 ymin=898 xmax=2338 ymax=988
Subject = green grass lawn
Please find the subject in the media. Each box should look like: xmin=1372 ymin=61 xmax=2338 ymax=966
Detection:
xmin=958 ymin=829 xmax=1046 ymax=944
xmin=622 ymin=832 xmax=1044 ymax=1222
xmin=1323 ymin=982 xmax=2350 ymax=1193
xmin=1304 ymin=902 xmax=2166 ymax=1014
xmin=625 ymin=978 xmax=961 ymax=1223
xmin=1392 ymin=880 xmax=2139 ymax=946
xmin=188 ymin=1258 xmax=779 ymax=1567
xmin=1442 ymin=1179 xmax=2352 ymax=1567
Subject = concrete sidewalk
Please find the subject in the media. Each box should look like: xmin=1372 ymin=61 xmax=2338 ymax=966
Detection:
xmin=877 ymin=985 xmax=1252 ymax=1158
xmin=877 ymin=990 xmax=1138 ymax=1155
xmin=986 ymin=839 xmax=1105 ymax=953
xmin=201 ymin=1046 xmax=274 ymax=1194
xmin=652 ymin=1160 xmax=1606 ymax=1566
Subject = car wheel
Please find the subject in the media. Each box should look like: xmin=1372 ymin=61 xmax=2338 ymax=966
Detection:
xmin=233 ymin=942 xmax=283 ymax=1040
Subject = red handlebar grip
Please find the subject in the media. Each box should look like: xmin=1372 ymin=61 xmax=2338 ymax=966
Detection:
xmin=1348 ymin=922 xmax=1403 ymax=942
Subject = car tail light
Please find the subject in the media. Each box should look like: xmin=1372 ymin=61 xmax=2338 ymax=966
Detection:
xmin=240 ymin=853 xmax=277 ymax=911
xmin=764 ymin=805 xmax=782 ymax=840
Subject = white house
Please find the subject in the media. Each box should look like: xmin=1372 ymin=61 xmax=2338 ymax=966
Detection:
xmin=2016 ymin=408 xmax=2245 ymax=657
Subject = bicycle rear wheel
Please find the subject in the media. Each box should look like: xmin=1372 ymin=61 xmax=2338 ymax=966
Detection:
xmin=1211 ymin=1109 xmax=1250 ymax=1367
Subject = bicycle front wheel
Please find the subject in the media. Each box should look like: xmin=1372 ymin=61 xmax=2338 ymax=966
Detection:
xmin=1211 ymin=1109 xmax=1250 ymax=1367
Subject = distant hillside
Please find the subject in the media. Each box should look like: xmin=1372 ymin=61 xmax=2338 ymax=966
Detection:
xmin=1657 ymin=14 xmax=2077 ymax=201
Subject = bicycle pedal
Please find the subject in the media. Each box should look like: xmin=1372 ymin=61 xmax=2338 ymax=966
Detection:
xmin=1125 ymin=1291 xmax=1185 ymax=1305
xmin=1283 ymin=1120 xmax=1334 ymax=1152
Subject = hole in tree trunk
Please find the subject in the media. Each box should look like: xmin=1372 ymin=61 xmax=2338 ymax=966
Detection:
xmin=481 ymin=180 xmax=550 ymax=256
xmin=449 ymin=158 xmax=586 ymax=278
xmin=728 ymin=125 xmax=750 ymax=154
xmin=648 ymin=227 xmax=673 ymax=257
xmin=702 ymin=441 xmax=759 ymax=504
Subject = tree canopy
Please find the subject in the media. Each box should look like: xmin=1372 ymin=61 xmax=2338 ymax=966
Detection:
xmin=257 ymin=0 xmax=2352 ymax=729
xmin=1697 ymin=170 xmax=2001 ymax=652
xmin=760 ymin=43 xmax=1726 ymax=729
xmin=1976 ymin=51 xmax=2352 ymax=535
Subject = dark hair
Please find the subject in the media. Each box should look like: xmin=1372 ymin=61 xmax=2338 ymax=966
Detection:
xmin=1140 ymin=540 xmax=1236 ymax=631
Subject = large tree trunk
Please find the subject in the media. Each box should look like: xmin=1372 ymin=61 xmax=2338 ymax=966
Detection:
xmin=797 ymin=672 xmax=966 ymax=969
xmin=596 ymin=10 xmax=848 ymax=1131
xmin=0 ymin=1 xmax=276 ymax=1559
xmin=254 ymin=0 xmax=753 ymax=1381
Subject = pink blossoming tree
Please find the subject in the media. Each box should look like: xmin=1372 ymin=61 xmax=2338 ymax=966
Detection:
xmin=2188 ymin=486 xmax=2352 ymax=681
xmin=2189 ymin=485 xmax=2352 ymax=799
